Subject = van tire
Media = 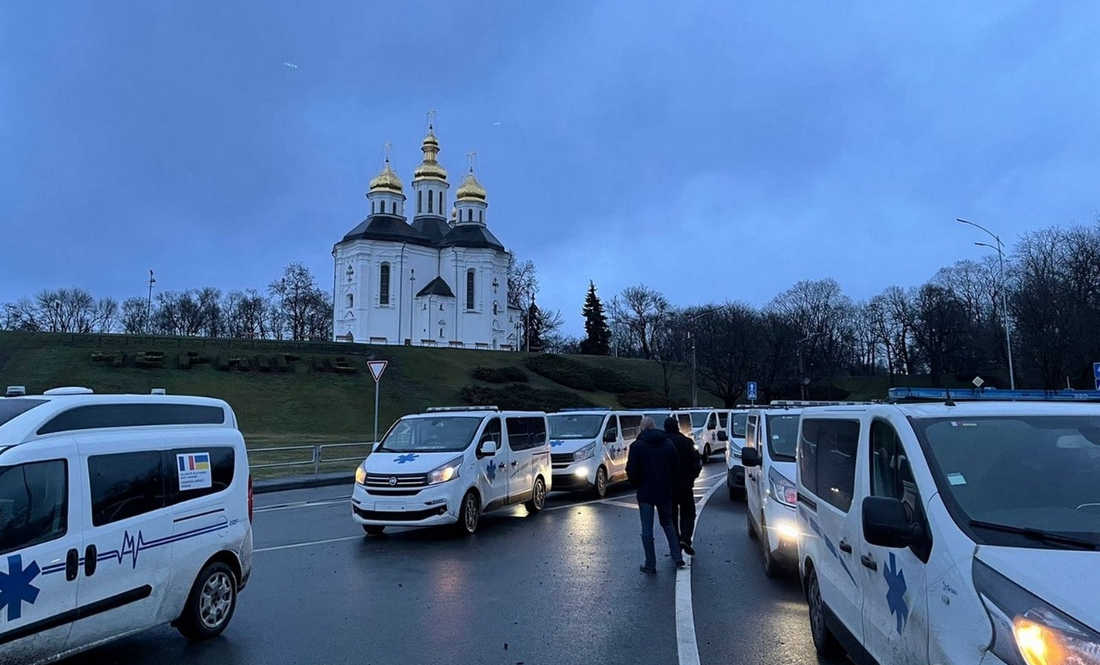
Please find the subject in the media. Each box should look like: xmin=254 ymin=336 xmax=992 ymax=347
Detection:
xmin=363 ymin=525 xmax=385 ymax=535
xmin=747 ymin=509 xmax=758 ymax=540
xmin=525 ymin=477 xmax=547 ymax=514
xmin=593 ymin=467 xmax=608 ymax=498
xmin=807 ymin=569 xmax=844 ymax=657
xmin=176 ymin=561 xmax=237 ymax=642
xmin=703 ymin=444 xmax=712 ymax=462
xmin=761 ymin=514 xmax=780 ymax=578
xmin=456 ymin=490 xmax=480 ymax=535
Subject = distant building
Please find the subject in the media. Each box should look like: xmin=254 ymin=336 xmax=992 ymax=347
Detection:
xmin=332 ymin=122 xmax=522 ymax=349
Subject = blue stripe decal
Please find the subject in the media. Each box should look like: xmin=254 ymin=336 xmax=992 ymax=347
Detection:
xmin=798 ymin=505 xmax=857 ymax=586
xmin=41 ymin=518 xmax=228 ymax=575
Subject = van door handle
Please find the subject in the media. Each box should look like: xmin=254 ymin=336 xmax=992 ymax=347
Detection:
xmin=66 ymin=548 xmax=79 ymax=582
xmin=510 ymin=461 xmax=518 ymax=467
xmin=84 ymin=544 xmax=98 ymax=577
xmin=860 ymin=554 xmax=878 ymax=571
xmin=839 ymin=540 xmax=852 ymax=553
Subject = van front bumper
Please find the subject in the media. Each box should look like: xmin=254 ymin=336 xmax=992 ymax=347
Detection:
xmin=551 ymin=462 xmax=597 ymax=491
xmin=765 ymin=502 xmax=800 ymax=561
xmin=350 ymin=482 xmax=458 ymax=527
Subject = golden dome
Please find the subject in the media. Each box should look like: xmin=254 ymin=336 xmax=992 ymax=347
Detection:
xmin=455 ymin=170 xmax=487 ymax=201
xmin=369 ymin=160 xmax=403 ymax=193
xmin=413 ymin=127 xmax=448 ymax=182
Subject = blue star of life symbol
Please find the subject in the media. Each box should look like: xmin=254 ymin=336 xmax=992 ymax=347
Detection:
xmin=0 ymin=554 xmax=41 ymax=622
xmin=884 ymin=552 xmax=909 ymax=634
xmin=395 ymin=453 xmax=419 ymax=464
xmin=485 ymin=460 xmax=496 ymax=482
xmin=550 ymin=440 xmax=564 ymax=447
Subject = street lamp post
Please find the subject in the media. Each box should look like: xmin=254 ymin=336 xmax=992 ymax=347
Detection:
xmin=688 ymin=307 xmax=718 ymax=407
xmin=146 ymin=270 xmax=156 ymax=334
xmin=409 ymin=269 xmax=416 ymax=345
xmin=957 ymin=218 xmax=1016 ymax=390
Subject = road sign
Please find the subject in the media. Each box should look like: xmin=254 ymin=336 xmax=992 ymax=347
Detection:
xmin=368 ymin=360 xmax=388 ymax=383
xmin=1096 ymin=378 xmax=1100 ymax=391
xmin=1093 ymin=362 xmax=1100 ymax=380
xmin=747 ymin=381 xmax=758 ymax=403
xmin=972 ymin=376 xmax=984 ymax=388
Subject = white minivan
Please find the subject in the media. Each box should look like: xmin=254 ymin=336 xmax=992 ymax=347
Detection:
xmin=796 ymin=388 xmax=1100 ymax=665
xmin=0 ymin=386 xmax=253 ymax=665
xmin=723 ymin=408 xmax=749 ymax=500
xmin=740 ymin=406 xmax=803 ymax=577
xmin=673 ymin=408 xmax=726 ymax=462
xmin=352 ymin=406 xmax=552 ymax=535
xmin=546 ymin=409 xmax=642 ymax=498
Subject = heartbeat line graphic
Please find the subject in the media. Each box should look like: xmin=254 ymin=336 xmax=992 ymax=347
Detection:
xmin=41 ymin=518 xmax=229 ymax=576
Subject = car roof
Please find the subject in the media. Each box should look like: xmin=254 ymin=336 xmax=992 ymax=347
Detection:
xmin=0 ymin=391 xmax=237 ymax=446
xmin=799 ymin=401 xmax=1100 ymax=418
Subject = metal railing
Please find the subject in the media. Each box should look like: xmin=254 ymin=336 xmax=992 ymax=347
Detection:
xmin=249 ymin=442 xmax=374 ymax=476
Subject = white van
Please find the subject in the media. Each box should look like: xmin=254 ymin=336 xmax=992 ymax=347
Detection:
xmin=740 ymin=405 xmax=803 ymax=577
xmin=352 ymin=406 xmax=551 ymax=535
xmin=796 ymin=388 xmax=1100 ymax=665
xmin=0 ymin=386 xmax=253 ymax=665
xmin=673 ymin=408 xmax=726 ymax=462
xmin=547 ymin=409 xmax=642 ymax=498
xmin=723 ymin=408 xmax=749 ymax=500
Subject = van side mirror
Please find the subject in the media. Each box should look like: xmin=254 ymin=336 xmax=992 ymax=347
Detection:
xmin=478 ymin=440 xmax=498 ymax=457
xmin=717 ymin=431 xmax=729 ymax=442
xmin=741 ymin=447 xmax=762 ymax=467
xmin=863 ymin=496 xmax=920 ymax=548
xmin=603 ymin=430 xmax=617 ymax=443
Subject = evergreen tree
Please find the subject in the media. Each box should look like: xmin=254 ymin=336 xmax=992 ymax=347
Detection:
xmin=580 ymin=281 xmax=611 ymax=355
xmin=525 ymin=302 xmax=544 ymax=352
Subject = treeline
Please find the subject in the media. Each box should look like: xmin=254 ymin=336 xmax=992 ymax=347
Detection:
xmin=1 ymin=263 xmax=334 ymax=342
xmin=593 ymin=220 xmax=1100 ymax=403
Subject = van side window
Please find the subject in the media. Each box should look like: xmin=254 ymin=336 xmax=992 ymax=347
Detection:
xmin=745 ymin=416 xmax=759 ymax=448
xmin=505 ymin=417 xmax=546 ymax=451
xmin=167 ymin=447 xmax=235 ymax=505
xmin=0 ymin=460 xmax=67 ymax=555
xmin=89 ymin=451 xmax=166 ymax=527
xmin=620 ymin=415 xmax=643 ymax=440
xmin=603 ymin=415 xmax=619 ymax=440
xmin=481 ymin=418 xmax=502 ymax=447
xmin=38 ymin=403 xmax=225 ymax=435
xmin=800 ymin=418 xmax=860 ymax=512
xmin=718 ymin=412 xmax=728 ymax=429
xmin=870 ymin=421 xmax=921 ymax=516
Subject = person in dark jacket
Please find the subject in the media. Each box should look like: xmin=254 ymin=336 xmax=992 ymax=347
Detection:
xmin=626 ymin=416 xmax=685 ymax=573
xmin=664 ymin=417 xmax=703 ymax=556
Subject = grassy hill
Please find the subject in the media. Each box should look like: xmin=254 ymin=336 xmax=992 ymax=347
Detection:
xmin=0 ymin=331 xmax=721 ymax=476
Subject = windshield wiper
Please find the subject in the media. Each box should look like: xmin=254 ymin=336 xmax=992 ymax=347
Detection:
xmin=969 ymin=520 xmax=1098 ymax=550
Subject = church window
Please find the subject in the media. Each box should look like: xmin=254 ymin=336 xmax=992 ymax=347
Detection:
xmin=428 ymin=190 xmax=434 ymax=213
xmin=438 ymin=191 xmax=443 ymax=212
xmin=390 ymin=201 xmax=396 ymax=214
xmin=493 ymin=301 xmax=499 ymax=315
xmin=346 ymin=294 xmax=354 ymax=309
xmin=466 ymin=269 xmax=476 ymax=311
xmin=467 ymin=209 xmax=473 ymax=222
xmin=372 ymin=201 xmax=376 ymax=214
xmin=379 ymin=263 xmax=391 ymax=306
xmin=479 ymin=210 xmax=483 ymax=224
xmin=417 ymin=191 xmax=422 ymax=213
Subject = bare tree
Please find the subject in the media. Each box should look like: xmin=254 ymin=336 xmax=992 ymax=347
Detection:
xmin=269 ymin=263 xmax=330 ymax=341
xmin=609 ymin=285 xmax=671 ymax=360
xmin=120 ymin=297 xmax=149 ymax=334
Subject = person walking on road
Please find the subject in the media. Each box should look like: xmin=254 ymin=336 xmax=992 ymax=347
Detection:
xmin=626 ymin=416 xmax=685 ymax=573
xmin=664 ymin=417 xmax=703 ymax=556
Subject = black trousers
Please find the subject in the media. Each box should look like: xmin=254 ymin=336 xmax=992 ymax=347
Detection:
xmin=672 ymin=484 xmax=697 ymax=544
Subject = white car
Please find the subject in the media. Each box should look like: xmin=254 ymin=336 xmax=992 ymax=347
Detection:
xmin=0 ymin=386 xmax=253 ymax=665
xmin=796 ymin=387 xmax=1100 ymax=665
xmin=352 ymin=407 xmax=551 ymax=535
xmin=546 ymin=409 xmax=642 ymax=498
xmin=740 ymin=406 xmax=803 ymax=577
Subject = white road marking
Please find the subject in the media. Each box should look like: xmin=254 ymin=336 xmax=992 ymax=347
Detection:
xmin=255 ymin=535 xmax=364 ymax=553
xmin=602 ymin=500 xmax=640 ymax=510
xmin=254 ymin=498 xmax=347 ymax=514
xmin=677 ymin=480 xmax=723 ymax=665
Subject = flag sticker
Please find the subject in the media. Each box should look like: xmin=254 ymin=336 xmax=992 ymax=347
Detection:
xmin=176 ymin=453 xmax=213 ymax=490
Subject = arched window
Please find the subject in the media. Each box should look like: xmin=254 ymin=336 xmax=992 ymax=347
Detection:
xmin=417 ymin=191 xmax=423 ymax=213
xmin=438 ymin=191 xmax=443 ymax=212
xmin=372 ymin=201 xmax=376 ymax=214
xmin=379 ymin=263 xmax=391 ymax=306
xmin=390 ymin=201 xmax=396 ymax=214
xmin=466 ymin=269 xmax=476 ymax=311
xmin=346 ymin=294 xmax=354 ymax=309
xmin=479 ymin=210 xmax=483 ymax=224
xmin=428 ymin=190 xmax=434 ymax=213
xmin=493 ymin=301 xmax=499 ymax=315
xmin=467 ymin=209 xmax=473 ymax=222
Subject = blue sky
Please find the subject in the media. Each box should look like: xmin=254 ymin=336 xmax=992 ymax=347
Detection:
xmin=3 ymin=2 xmax=1100 ymax=337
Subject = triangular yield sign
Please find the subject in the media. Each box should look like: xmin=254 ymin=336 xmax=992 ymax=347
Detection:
xmin=367 ymin=360 xmax=388 ymax=383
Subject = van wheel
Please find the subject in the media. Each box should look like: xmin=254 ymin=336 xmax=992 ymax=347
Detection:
xmin=176 ymin=561 xmax=237 ymax=642
xmin=525 ymin=477 xmax=546 ymax=514
xmin=747 ymin=509 xmax=758 ymax=540
xmin=457 ymin=490 xmax=480 ymax=535
xmin=703 ymin=444 xmax=712 ymax=462
xmin=362 ymin=525 xmax=385 ymax=535
xmin=761 ymin=514 xmax=780 ymax=578
xmin=807 ymin=569 xmax=844 ymax=657
xmin=593 ymin=467 xmax=608 ymax=498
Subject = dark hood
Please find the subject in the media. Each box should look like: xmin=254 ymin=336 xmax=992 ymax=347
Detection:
xmin=637 ymin=428 xmax=669 ymax=445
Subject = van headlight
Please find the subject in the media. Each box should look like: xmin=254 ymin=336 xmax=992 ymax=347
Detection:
xmin=573 ymin=443 xmax=596 ymax=462
xmin=973 ymin=559 xmax=1100 ymax=665
xmin=355 ymin=463 xmax=367 ymax=485
xmin=428 ymin=457 xmax=463 ymax=485
xmin=768 ymin=468 xmax=798 ymax=507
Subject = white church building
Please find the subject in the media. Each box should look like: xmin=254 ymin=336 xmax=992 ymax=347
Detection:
xmin=332 ymin=123 xmax=522 ymax=349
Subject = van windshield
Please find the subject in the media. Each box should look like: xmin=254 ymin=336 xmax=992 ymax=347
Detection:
xmin=689 ymin=412 xmax=708 ymax=428
xmin=377 ymin=416 xmax=482 ymax=454
xmin=548 ymin=414 xmax=605 ymax=440
xmin=0 ymin=399 xmax=47 ymax=428
xmin=766 ymin=414 xmax=800 ymax=462
xmin=913 ymin=416 xmax=1100 ymax=546
xmin=730 ymin=413 xmax=747 ymax=438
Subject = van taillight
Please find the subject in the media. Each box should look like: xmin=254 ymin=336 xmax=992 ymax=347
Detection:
xmin=247 ymin=474 xmax=254 ymax=523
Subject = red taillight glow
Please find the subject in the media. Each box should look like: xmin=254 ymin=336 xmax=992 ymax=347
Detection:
xmin=247 ymin=474 xmax=254 ymax=523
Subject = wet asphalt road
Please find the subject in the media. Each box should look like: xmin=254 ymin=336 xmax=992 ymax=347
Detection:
xmin=63 ymin=465 xmax=846 ymax=665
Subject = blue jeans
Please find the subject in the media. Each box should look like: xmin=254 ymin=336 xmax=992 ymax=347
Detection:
xmin=639 ymin=500 xmax=683 ymax=568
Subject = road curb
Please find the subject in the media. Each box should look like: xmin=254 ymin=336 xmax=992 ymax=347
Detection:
xmin=253 ymin=472 xmax=353 ymax=494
